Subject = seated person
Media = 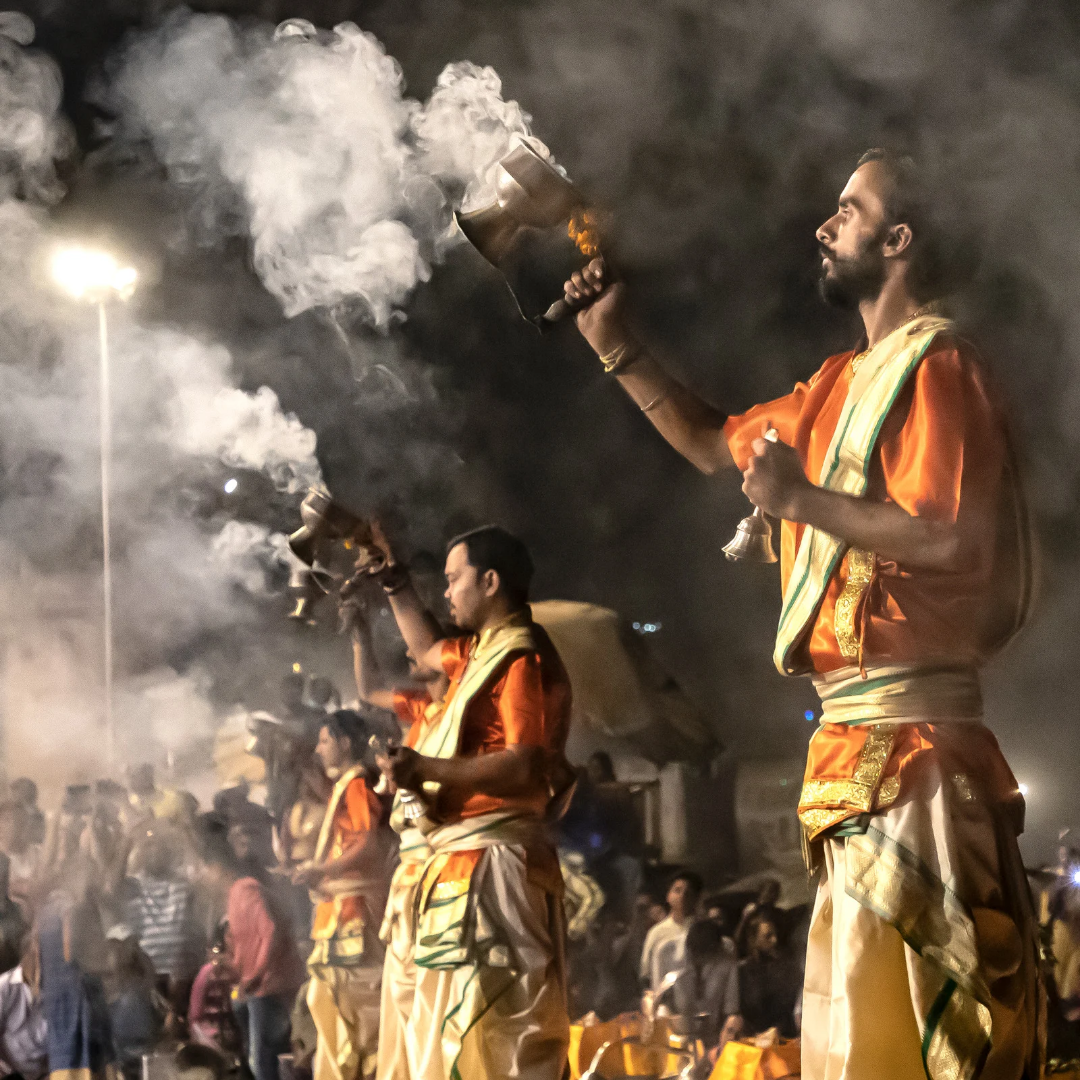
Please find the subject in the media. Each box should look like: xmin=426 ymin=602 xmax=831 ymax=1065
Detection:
xmin=736 ymin=912 xmax=801 ymax=1038
xmin=0 ymin=940 xmax=47 ymax=1080
xmin=663 ymin=919 xmax=739 ymax=1051
xmin=105 ymin=931 xmax=169 ymax=1080
xmin=188 ymin=927 xmax=242 ymax=1062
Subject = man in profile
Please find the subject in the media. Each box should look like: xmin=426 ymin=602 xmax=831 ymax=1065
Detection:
xmin=563 ymin=150 xmax=1041 ymax=1079
xmin=370 ymin=525 xmax=572 ymax=1080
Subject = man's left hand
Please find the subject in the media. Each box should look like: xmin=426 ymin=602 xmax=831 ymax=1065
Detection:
xmin=389 ymin=746 xmax=427 ymax=793
xmin=742 ymin=429 xmax=813 ymax=521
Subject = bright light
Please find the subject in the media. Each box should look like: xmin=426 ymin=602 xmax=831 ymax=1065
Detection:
xmin=1072 ymin=869 xmax=1080 ymax=887
xmin=1018 ymin=783 xmax=1029 ymax=796
xmin=51 ymin=247 xmax=137 ymax=302
xmin=804 ymin=710 xmax=815 ymax=722
xmin=223 ymin=478 xmax=238 ymax=494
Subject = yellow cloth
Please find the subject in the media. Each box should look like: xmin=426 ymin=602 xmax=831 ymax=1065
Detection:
xmin=376 ymin=828 xmax=431 ymax=1080
xmin=801 ymin=752 xmax=1043 ymax=1080
xmin=307 ymin=963 xmax=382 ymax=1080
xmin=406 ymin=841 xmax=568 ymax=1080
xmin=711 ymin=1039 xmax=800 ymax=1080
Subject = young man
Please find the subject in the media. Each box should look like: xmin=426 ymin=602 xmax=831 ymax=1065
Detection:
xmin=200 ymin=827 xmax=304 ymax=1080
xmin=639 ymin=870 xmax=702 ymax=995
xmin=292 ymin=711 xmax=386 ymax=1080
xmin=345 ymin=605 xmax=447 ymax=1080
xmin=564 ymin=150 xmax=1041 ymax=1079
xmin=370 ymin=525 xmax=572 ymax=1080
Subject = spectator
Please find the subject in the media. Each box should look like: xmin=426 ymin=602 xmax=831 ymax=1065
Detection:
xmin=8 ymin=780 xmax=44 ymax=847
xmin=0 ymin=856 xmax=27 ymax=975
xmin=104 ymin=931 xmax=168 ymax=1080
xmin=703 ymin=895 xmax=737 ymax=956
xmin=0 ymin=941 xmax=47 ymax=1080
xmin=737 ymin=912 xmax=801 ymax=1038
xmin=664 ymin=919 xmax=739 ymax=1050
xmin=734 ymin=879 xmax=782 ymax=957
xmin=0 ymin=803 xmax=39 ymax=916
xmin=200 ymin=824 xmax=304 ymax=1080
xmin=122 ymin=828 xmax=201 ymax=1024
xmin=38 ymin=859 xmax=116 ymax=1080
xmin=188 ymin=928 xmax=242 ymax=1060
xmin=640 ymin=871 xmax=703 ymax=992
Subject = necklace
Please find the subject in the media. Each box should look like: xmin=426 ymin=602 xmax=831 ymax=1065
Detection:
xmin=850 ymin=302 xmax=941 ymax=374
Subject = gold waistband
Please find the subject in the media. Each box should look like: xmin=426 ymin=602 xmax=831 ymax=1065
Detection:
xmin=813 ymin=664 xmax=982 ymax=725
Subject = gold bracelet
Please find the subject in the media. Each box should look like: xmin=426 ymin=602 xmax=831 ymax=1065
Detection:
xmin=641 ymin=393 xmax=668 ymax=413
xmin=599 ymin=342 xmax=640 ymax=375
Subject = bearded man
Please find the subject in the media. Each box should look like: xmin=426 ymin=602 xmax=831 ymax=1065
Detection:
xmin=563 ymin=149 xmax=1042 ymax=1080
xmin=371 ymin=525 xmax=572 ymax=1080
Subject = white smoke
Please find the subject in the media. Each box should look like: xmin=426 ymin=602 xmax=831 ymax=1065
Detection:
xmin=103 ymin=12 xmax=542 ymax=325
xmin=209 ymin=521 xmax=293 ymax=597
xmin=0 ymin=20 xmax=326 ymax=786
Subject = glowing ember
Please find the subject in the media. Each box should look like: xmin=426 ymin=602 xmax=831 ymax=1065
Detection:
xmin=568 ymin=208 xmax=601 ymax=258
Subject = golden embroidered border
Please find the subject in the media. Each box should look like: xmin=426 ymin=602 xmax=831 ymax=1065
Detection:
xmin=798 ymin=726 xmax=897 ymax=840
xmin=834 ymin=548 xmax=875 ymax=661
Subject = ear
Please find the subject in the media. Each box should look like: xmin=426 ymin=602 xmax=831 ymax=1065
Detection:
xmin=482 ymin=568 xmax=501 ymax=598
xmin=884 ymin=222 xmax=913 ymax=259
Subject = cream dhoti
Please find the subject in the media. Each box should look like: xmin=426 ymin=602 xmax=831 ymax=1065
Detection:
xmin=799 ymin=666 xmax=1043 ymax=1080
xmin=406 ymin=811 xmax=568 ymax=1080
xmin=377 ymin=827 xmax=432 ymax=1080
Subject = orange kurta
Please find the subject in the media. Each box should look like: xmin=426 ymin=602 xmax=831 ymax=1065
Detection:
xmin=436 ymin=620 xmax=571 ymax=822
xmin=310 ymin=774 xmax=382 ymax=962
xmin=393 ymin=688 xmax=441 ymax=748
xmin=725 ymin=333 xmax=1028 ymax=833
xmin=724 ymin=334 xmax=1020 ymax=675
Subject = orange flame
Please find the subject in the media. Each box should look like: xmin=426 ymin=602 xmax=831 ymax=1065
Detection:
xmin=568 ymin=208 xmax=601 ymax=258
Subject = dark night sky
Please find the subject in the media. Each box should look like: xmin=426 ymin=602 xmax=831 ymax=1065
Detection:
xmin=7 ymin=0 xmax=1080 ymax=861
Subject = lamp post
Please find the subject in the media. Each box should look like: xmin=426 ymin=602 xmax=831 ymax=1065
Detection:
xmin=51 ymin=248 xmax=137 ymax=772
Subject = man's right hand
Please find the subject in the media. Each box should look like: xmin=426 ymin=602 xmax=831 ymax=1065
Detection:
xmin=565 ymin=259 xmax=632 ymax=357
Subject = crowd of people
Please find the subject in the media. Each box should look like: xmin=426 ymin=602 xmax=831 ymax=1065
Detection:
xmin=0 ymin=523 xmax=834 ymax=1080
xmin=0 ymin=519 xmax=1076 ymax=1080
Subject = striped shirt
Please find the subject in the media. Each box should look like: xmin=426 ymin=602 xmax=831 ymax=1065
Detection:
xmin=123 ymin=876 xmax=197 ymax=978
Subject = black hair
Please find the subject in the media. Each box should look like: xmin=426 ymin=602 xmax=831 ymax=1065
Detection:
xmin=685 ymin=917 xmax=724 ymax=962
xmin=856 ymin=147 xmax=979 ymax=302
xmin=321 ymin=709 xmax=374 ymax=764
xmin=670 ymin=870 xmax=704 ymax=896
xmin=446 ymin=525 xmax=534 ymax=609
xmin=197 ymin=813 xmax=242 ymax=875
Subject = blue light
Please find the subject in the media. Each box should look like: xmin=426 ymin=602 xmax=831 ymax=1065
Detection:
xmin=804 ymin=710 xmax=815 ymax=722
xmin=1072 ymin=869 xmax=1080 ymax=887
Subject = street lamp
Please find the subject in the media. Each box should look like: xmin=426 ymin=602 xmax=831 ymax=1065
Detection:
xmin=51 ymin=247 xmax=138 ymax=771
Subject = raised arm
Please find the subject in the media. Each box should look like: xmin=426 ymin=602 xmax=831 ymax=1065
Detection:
xmin=349 ymin=617 xmax=397 ymax=712
xmin=361 ymin=523 xmax=446 ymax=674
xmin=566 ymin=263 xmax=734 ymax=475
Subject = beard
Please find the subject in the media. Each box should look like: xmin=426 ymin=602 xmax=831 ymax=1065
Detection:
xmin=818 ymin=230 xmax=887 ymax=309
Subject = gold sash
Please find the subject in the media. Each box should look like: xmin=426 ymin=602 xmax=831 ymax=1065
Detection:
xmin=773 ymin=316 xmax=953 ymax=675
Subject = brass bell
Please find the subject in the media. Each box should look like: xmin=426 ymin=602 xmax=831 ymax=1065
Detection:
xmin=722 ymin=506 xmax=778 ymax=563
xmin=722 ymin=427 xmax=779 ymax=564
